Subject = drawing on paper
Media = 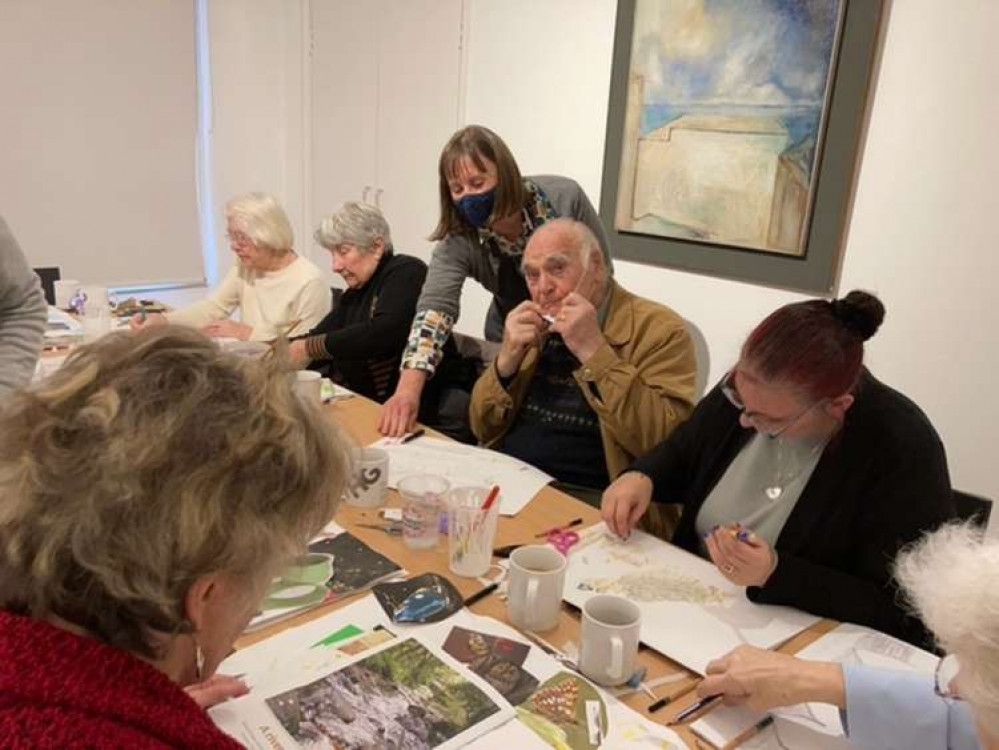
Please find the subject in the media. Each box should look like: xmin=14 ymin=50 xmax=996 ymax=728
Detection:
xmin=614 ymin=0 xmax=845 ymax=255
xmin=578 ymin=569 xmax=731 ymax=605
xmin=563 ymin=524 xmax=819 ymax=674
xmin=516 ymin=672 xmax=608 ymax=750
xmin=265 ymin=638 xmax=503 ymax=749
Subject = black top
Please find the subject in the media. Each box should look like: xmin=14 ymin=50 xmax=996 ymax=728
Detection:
xmin=305 ymin=253 xmax=426 ymax=402
xmin=499 ymin=335 xmax=610 ymax=489
xmin=631 ymin=370 xmax=956 ymax=647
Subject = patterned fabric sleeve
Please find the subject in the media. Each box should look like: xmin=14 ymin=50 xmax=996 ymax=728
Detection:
xmin=401 ymin=308 xmax=454 ymax=374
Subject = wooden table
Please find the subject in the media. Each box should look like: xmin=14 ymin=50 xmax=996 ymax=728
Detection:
xmin=236 ymin=394 xmax=837 ymax=748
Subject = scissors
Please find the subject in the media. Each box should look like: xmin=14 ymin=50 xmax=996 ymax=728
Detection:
xmin=547 ymin=527 xmax=580 ymax=555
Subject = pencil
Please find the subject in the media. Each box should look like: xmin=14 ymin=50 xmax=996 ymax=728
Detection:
xmin=722 ymin=715 xmax=774 ymax=749
xmin=400 ymin=428 xmax=425 ymax=444
xmin=534 ymin=517 xmax=584 ymax=538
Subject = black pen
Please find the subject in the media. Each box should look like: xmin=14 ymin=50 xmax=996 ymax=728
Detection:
xmin=401 ymin=428 xmax=425 ymax=444
xmin=463 ymin=582 xmax=499 ymax=608
xmin=669 ymin=695 xmax=721 ymax=725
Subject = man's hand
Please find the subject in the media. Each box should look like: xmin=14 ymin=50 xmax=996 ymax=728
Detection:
xmin=495 ymin=300 xmax=547 ymax=378
xmin=552 ymin=292 xmax=605 ymax=364
xmin=601 ymin=471 xmax=654 ymax=539
xmin=697 ymin=645 xmax=846 ymax=712
xmin=379 ymin=369 xmax=427 ymax=437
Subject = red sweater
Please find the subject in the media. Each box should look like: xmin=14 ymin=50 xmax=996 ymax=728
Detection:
xmin=0 ymin=611 xmax=244 ymax=749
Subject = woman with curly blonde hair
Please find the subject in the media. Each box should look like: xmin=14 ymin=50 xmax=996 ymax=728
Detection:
xmin=0 ymin=327 xmax=351 ymax=748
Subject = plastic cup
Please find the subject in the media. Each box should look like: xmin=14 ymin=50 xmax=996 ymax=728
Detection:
xmin=398 ymin=474 xmax=450 ymax=549
xmin=447 ymin=487 xmax=500 ymax=578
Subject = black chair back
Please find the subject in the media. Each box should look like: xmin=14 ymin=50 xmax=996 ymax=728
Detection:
xmin=34 ymin=267 xmax=61 ymax=305
xmin=953 ymin=489 xmax=993 ymax=528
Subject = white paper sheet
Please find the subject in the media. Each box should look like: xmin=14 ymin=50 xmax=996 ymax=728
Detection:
xmin=691 ymin=622 xmax=940 ymax=747
xmin=370 ymin=436 xmax=553 ymax=516
xmin=216 ymin=596 xmax=684 ymax=749
xmin=562 ymin=524 xmax=820 ymax=675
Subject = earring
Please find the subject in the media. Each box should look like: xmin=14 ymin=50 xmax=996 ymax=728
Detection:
xmin=194 ymin=638 xmax=205 ymax=682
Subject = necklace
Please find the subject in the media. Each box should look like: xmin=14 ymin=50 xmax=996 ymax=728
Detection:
xmin=762 ymin=435 xmax=827 ymax=501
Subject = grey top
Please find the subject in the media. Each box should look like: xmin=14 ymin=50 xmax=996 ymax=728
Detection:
xmin=695 ymin=432 xmax=826 ymax=548
xmin=0 ymin=216 xmax=46 ymax=399
xmin=402 ymin=175 xmax=612 ymax=373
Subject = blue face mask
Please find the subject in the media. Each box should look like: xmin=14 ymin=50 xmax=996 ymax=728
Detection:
xmin=456 ymin=188 xmax=496 ymax=229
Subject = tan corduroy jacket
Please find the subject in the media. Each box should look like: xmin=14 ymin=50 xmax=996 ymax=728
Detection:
xmin=470 ymin=281 xmax=697 ymax=530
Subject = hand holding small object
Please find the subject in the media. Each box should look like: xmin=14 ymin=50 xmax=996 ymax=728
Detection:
xmin=600 ymin=471 xmax=654 ymax=539
xmin=703 ymin=523 xmax=777 ymax=587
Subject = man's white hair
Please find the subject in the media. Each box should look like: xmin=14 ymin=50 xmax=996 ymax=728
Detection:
xmin=895 ymin=522 xmax=999 ymax=738
xmin=527 ymin=218 xmax=601 ymax=267
xmin=225 ymin=192 xmax=294 ymax=256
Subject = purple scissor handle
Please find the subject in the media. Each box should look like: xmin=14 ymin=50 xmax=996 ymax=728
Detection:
xmin=547 ymin=528 xmax=580 ymax=555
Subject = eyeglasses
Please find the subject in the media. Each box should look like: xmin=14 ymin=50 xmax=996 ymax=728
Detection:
xmin=934 ymin=653 xmax=962 ymax=700
xmin=721 ymin=369 xmax=819 ymax=438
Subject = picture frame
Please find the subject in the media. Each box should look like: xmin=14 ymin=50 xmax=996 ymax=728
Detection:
xmin=599 ymin=0 xmax=885 ymax=293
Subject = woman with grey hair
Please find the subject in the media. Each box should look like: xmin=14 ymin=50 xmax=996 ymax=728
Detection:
xmin=132 ymin=192 xmax=329 ymax=340
xmin=695 ymin=523 xmax=995 ymax=749
xmin=0 ymin=326 xmax=351 ymax=746
xmin=291 ymin=203 xmax=477 ymax=441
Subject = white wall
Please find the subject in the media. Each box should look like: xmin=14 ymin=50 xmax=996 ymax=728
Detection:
xmin=462 ymin=0 xmax=999 ymax=502
xmin=207 ymin=0 xmax=309 ymax=284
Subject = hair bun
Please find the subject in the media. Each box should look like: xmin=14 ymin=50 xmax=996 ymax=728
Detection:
xmin=831 ymin=290 xmax=885 ymax=341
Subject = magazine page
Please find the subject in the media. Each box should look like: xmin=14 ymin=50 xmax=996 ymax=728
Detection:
xmin=212 ymin=635 xmax=515 ymax=750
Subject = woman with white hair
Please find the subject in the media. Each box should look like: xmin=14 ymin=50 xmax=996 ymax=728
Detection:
xmin=696 ymin=523 xmax=995 ymax=749
xmin=0 ymin=326 xmax=351 ymax=746
xmin=290 ymin=203 xmax=476 ymax=437
xmin=132 ymin=192 xmax=329 ymax=340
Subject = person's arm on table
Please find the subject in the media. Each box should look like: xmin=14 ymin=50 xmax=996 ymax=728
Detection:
xmin=168 ymin=267 xmax=242 ymax=332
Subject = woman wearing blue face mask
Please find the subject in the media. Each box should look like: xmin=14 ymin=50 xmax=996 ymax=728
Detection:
xmin=379 ymin=125 xmax=613 ymax=437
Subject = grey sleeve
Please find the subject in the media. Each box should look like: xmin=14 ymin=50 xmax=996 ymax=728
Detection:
xmin=414 ymin=235 xmax=475 ymax=320
xmin=0 ymin=217 xmax=47 ymax=399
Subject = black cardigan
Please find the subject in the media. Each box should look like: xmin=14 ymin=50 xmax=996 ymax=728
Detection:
xmin=631 ymin=370 xmax=955 ymax=647
xmin=304 ymin=253 xmax=426 ymax=402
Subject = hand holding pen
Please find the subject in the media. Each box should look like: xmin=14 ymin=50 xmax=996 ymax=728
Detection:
xmin=702 ymin=522 xmax=777 ymax=587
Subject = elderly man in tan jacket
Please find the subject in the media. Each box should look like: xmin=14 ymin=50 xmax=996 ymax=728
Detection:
xmin=469 ymin=218 xmax=697 ymax=520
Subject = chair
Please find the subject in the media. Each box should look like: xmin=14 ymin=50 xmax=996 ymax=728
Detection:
xmin=953 ymin=489 xmax=993 ymax=529
xmin=33 ymin=267 xmax=61 ymax=305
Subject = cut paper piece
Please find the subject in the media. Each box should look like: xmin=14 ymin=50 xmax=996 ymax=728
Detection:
xmin=320 ymin=378 xmax=354 ymax=402
xmin=692 ymin=622 xmax=940 ymax=746
xmin=247 ymin=532 xmax=403 ymax=631
xmin=517 ymin=672 xmax=607 ymax=750
xmin=443 ymin=626 xmax=540 ymax=705
xmin=213 ymin=637 xmax=514 ymax=750
xmin=563 ymin=523 xmax=819 ymax=674
xmin=371 ymin=436 xmax=553 ymax=516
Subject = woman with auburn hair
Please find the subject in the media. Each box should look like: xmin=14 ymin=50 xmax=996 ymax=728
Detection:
xmin=0 ymin=327 xmax=351 ymax=747
xmin=602 ymin=291 xmax=956 ymax=646
xmin=378 ymin=124 xmax=613 ymax=437
xmin=697 ymin=523 xmax=996 ymax=750
xmin=132 ymin=192 xmax=329 ymax=341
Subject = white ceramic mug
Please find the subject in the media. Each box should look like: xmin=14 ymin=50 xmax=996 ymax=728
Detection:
xmin=53 ymin=279 xmax=81 ymax=309
xmin=507 ymin=545 xmax=567 ymax=633
xmin=578 ymin=594 xmax=641 ymax=686
xmin=81 ymin=285 xmax=110 ymax=315
xmin=294 ymin=370 xmax=322 ymax=404
xmin=344 ymin=447 xmax=389 ymax=508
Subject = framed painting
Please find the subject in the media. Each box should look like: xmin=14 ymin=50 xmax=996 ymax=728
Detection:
xmin=600 ymin=0 xmax=885 ymax=292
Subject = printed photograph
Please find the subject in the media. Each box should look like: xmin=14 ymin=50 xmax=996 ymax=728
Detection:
xmin=442 ymin=626 xmax=539 ymax=705
xmin=265 ymin=638 xmax=503 ymax=749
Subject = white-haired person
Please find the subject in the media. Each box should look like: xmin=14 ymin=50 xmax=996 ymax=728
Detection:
xmin=696 ymin=523 xmax=995 ymax=750
xmin=469 ymin=218 xmax=696 ymax=507
xmin=289 ymin=202 xmax=477 ymax=440
xmin=132 ymin=192 xmax=329 ymax=340
xmin=0 ymin=327 xmax=351 ymax=746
